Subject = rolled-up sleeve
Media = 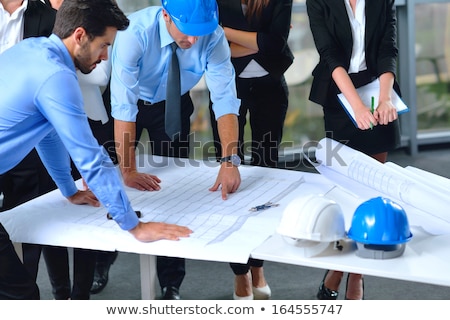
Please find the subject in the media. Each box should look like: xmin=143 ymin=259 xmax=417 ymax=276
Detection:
xmin=205 ymin=29 xmax=240 ymax=120
xmin=110 ymin=29 xmax=145 ymax=122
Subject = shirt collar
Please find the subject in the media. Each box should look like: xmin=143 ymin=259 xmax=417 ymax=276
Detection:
xmin=49 ymin=33 xmax=76 ymax=72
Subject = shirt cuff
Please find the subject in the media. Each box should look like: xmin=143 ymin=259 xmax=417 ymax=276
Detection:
xmin=111 ymin=103 xmax=139 ymax=122
xmin=108 ymin=206 xmax=140 ymax=231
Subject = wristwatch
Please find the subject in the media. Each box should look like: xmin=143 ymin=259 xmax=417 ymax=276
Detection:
xmin=220 ymin=154 xmax=241 ymax=167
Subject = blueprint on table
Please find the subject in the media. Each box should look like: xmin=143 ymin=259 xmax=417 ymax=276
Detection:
xmin=0 ymin=156 xmax=332 ymax=263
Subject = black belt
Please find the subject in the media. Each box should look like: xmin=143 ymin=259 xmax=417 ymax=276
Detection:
xmin=138 ymin=92 xmax=190 ymax=107
xmin=138 ymin=99 xmax=163 ymax=107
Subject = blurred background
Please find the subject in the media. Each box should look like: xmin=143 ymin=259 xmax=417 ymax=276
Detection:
xmin=116 ymin=0 xmax=450 ymax=161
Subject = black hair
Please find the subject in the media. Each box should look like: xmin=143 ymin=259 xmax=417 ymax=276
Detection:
xmin=52 ymin=0 xmax=129 ymax=40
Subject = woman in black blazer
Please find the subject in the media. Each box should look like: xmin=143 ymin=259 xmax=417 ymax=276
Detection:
xmin=209 ymin=0 xmax=294 ymax=300
xmin=306 ymin=0 xmax=401 ymax=299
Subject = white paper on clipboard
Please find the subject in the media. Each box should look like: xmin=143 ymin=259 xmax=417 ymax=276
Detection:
xmin=337 ymin=78 xmax=409 ymax=127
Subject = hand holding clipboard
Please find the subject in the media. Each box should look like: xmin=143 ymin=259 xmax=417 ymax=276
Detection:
xmin=337 ymin=78 xmax=409 ymax=127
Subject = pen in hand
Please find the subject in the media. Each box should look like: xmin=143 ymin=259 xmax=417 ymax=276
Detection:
xmin=370 ymin=96 xmax=375 ymax=130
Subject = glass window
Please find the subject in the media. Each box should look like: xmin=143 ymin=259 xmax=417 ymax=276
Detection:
xmin=116 ymin=0 xmax=156 ymax=14
xmin=415 ymin=2 xmax=450 ymax=134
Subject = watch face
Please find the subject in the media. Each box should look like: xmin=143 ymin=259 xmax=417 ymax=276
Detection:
xmin=230 ymin=154 xmax=241 ymax=166
xmin=220 ymin=154 xmax=241 ymax=166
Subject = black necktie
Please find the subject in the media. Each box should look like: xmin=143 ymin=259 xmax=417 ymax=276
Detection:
xmin=165 ymin=42 xmax=181 ymax=140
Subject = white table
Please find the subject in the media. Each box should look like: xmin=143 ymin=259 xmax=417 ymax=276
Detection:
xmin=251 ymin=229 xmax=450 ymax=288
xmin=1 ymin=155 xmax=449 ymax=299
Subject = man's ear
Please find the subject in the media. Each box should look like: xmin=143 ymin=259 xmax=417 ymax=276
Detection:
xmin=162 ymin=9 xmax=170 ymax=22
xmin=72 ymin=27 xmax=88 ymax=45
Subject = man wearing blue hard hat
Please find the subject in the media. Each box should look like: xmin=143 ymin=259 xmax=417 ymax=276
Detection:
xmin=111 ymin=0 xmax=241 ymax=299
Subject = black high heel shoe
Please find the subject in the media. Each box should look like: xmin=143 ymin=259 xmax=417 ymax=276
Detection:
xmin=345 ymin=273 xmax=364 ymax=300
xmin=316 ymin=270 xmax=339 ymax=300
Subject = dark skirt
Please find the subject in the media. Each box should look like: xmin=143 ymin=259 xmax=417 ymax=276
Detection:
xmin=322 ymin=70 xmax=401 ymax=155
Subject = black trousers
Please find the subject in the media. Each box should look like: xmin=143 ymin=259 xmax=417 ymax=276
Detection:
xmin=43 ymin=247 xmax=97 ymax=299
xmin=230 ymin=259 xmax=264 ymax=276
xmin=0 ymin=149 xmax=56 ymax=211
xmin=136 ymin=93 xmax=193 ymax=289
xmin=0 ymin=144 xmax=96 ymax=300
xmin=0 ymin=223 xmax=39 ymax=300
xmin=19 ymin=244 xmax=97 ymax=300
xmin=136 ymin=93 xmax=193 ymax=159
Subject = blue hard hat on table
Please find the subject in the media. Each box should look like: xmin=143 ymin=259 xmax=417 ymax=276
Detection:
xmin=348 ymin=196 xmax=412 ymax=245
xmin=162 ymin=0 xmax=219 ymax=36
xmin=348 ymin=196 xmax=413 ymax=259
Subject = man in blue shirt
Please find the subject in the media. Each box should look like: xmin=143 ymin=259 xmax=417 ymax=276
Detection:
xmin=0 ymin=0 xmax=191 ymax=300
xmin=111 ymin=0 xmax=241 ymax=299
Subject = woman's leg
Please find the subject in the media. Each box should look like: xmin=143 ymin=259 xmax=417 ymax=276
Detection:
xmin=230 ymin=262 xmax=252 ymax=298
xmin=345 ymin=273 xmax=364 ymax=300
xmin=248 ymin=258 xmax=266 ymax=288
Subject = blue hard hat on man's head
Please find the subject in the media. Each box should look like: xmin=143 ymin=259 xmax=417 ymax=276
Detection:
xmin=162 ymin=0 xmax=219 ymax=36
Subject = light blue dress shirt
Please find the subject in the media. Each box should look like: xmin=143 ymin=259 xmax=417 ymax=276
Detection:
xmin=0 ymin=34 xmax=139 ymax=230
xmin=111 ymin=6 xmax=240 ymax=122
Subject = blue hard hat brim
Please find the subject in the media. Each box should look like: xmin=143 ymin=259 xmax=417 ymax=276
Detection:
xmin=171 ymin=16 xmax=218 ymax=36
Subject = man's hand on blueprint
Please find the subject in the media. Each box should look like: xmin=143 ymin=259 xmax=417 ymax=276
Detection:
xmin=129 ymin=221 xmax=193 ymax=242
xmin=67 ymin=189 xmax=100 ymax=207
xmin=122 ymin=170 xmax=162 ymax=191
xmin=209 ymin=163 xmax=241 ymax=200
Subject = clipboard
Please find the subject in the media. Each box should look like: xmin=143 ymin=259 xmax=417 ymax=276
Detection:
xmin=337 ymin=78 xmax=409 ymax=127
